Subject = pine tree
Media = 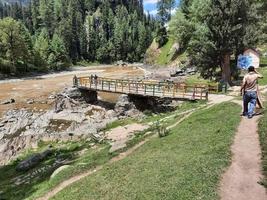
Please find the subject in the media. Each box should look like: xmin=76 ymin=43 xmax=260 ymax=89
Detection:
xmin=31 ymin=0 xmax=40 ymax=33
xmin=0 ymin=17 xmax=30 ymax=73
xmin=48 ymin=33 xmax=69 ymax=70
xmin=157 ymin=0 xmax=175 ymax=24
xmin=34 ymin=28 xmax=50 ymax=62
xmin=39 ymin=0 xmax=55 ymax=37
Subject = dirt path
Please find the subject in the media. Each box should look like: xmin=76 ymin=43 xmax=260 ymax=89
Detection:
xmin=220 ymin=114 xmax=267 ymax=200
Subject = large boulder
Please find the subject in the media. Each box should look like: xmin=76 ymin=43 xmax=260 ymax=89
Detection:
xmin=0 ymin=98 xmax=15 ymax=105
xmin=114 ymin=95 xmax=143 ymax=118
xmin=16 ymin=149 xmax=52 ymax=172
xmin=115 ymin=95 xmax=135 ymax=116
xmin=63 ymin=87 xmax=97 ymax=103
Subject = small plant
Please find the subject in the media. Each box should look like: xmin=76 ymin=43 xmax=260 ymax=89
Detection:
xmin=155 ymin=121 xmax=169 ymax=138
xmin=143 ymin=110 xmax=153 ymax=116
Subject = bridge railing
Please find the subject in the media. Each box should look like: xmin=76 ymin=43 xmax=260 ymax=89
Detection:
xmin=74 ymin=76 xmax=209 ymax=100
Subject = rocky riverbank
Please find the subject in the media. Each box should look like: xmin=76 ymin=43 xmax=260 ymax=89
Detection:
xmin=0 ymin=86 xmax=150 ymax=165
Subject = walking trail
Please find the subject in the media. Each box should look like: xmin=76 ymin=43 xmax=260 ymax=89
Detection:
xmin=220 ymin=100 xmax=267 ymax=200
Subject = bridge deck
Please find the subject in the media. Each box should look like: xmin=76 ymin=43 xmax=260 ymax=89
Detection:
xmin=74 ymin=76 xmax=209 ymax=100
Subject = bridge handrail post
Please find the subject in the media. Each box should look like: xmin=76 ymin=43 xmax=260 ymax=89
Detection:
xmin=73 ymin=75 xmax=78 ymax=87
xmin=153 ymin=85 xmax=155 ymax=96
xmin=173 ymin=85 xmax=176 ymax=97
xmin=192 ymin=86 xmax=196 ymax=100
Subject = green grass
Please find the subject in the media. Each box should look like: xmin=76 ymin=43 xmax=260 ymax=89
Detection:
xmin=258 ymin=67 xmax=267 ymax=86
xmin=0 ymin=101 xmax=208 ymax=200
xmin=260 ymin=57 xmax=267 ymax=68
xmin=258 ymin=101 xmax=267 ymax=188
xmin=156 ymin=38 xmax=175 ymax=65
xmin=185 ymin=74 xmax=217 ymax=85
xmin=0 ymin=140 xmax=113 ymax=200
xmin=52 ymin=102 xmax=241 ymax=200
xmin=103 ymin=118 xmax=137 ymax=131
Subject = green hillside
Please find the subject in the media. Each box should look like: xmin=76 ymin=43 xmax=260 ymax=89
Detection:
xmin=145 ymin=37 xmax=188 ymax=67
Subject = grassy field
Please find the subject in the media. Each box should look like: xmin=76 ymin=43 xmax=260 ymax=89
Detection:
xmin=258 ymin=101 xmax=267 ymax=188
xmin=156 ymin=38 xmax=175 ymax=65
xmin=52 ymin=102 xmax=241 ymax=200
xmin=0 ymin=140 xmax=113 ymax=200
xmin=0 ymin=101 xmax=205 ymax=200
xmin=258 ymin=67 xmax=267 ymax=86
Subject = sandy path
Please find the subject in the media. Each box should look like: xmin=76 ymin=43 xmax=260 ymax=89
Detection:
xmin=220 ymin=115 xmax=267 ymax=200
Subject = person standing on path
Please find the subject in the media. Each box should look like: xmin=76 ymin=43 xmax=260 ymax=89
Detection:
xmin=240 ymin=66 xmax=263 ymax=118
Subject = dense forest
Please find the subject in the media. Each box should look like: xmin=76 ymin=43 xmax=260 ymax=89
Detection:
xmin=0 ymin=0 xmax=157 ymax=74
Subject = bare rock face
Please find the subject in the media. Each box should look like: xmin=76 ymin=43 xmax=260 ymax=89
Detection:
xmin=54 ymin=89 xmax=80 ymax=113
xmin=54 ymin=87 xmax=98 ymax=113
xmin=0 ymin=110 xmax=36 ymax=140
xmin=114 ymin=95 xmax=143 ymax=118
xmin=0 ymin=87 xmax=117 ymax=165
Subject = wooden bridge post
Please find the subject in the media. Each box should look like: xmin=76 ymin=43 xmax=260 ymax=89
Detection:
xmin=145 ymin=84 xmax=147 ymax=95
xmin=173 ymin=85 xmax=175 ymax=97
xmin=153 ymin=85 xmax=155 ymax=96
xmin=73 ymin=75 xmax=78 ymax=87
xmin=89 ymin=77 xmax=92 ymax=88
xmin=192 ymin=86 xmax=196 ymax=100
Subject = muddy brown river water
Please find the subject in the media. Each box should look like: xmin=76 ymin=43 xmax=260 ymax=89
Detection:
xmin=0 ymin=65 xmax=145 ymax=117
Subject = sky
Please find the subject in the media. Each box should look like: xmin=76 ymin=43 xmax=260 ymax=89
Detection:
xmin=143 ymin=0 xmax=180 ymax=15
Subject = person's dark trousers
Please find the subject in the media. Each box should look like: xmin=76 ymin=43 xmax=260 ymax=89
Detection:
xmin=242 ymin=94 xmax=248 ymax=116
xmin=244 ymin=91 xmax=257 ymax=118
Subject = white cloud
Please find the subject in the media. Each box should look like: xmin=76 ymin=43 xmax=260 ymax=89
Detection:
xmin=145 ymin=9 xmax=157 ymax=15
xmin=143 ymin=0 xmax=159 ymax=5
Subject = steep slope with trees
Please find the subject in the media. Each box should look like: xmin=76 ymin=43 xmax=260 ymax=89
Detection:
xmin=0 ymin=0 xmax=156 ymax=74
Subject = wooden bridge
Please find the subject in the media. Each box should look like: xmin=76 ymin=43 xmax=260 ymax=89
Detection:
xmin=73 ymin=76 xmax=209 ymax=100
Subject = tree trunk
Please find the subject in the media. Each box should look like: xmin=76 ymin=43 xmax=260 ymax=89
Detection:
xmin=221 ymin=53 xmax=232 ymax=85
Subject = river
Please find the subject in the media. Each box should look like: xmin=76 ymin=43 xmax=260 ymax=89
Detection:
xmin=0 ymin=65 xmax=146 ymax=117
